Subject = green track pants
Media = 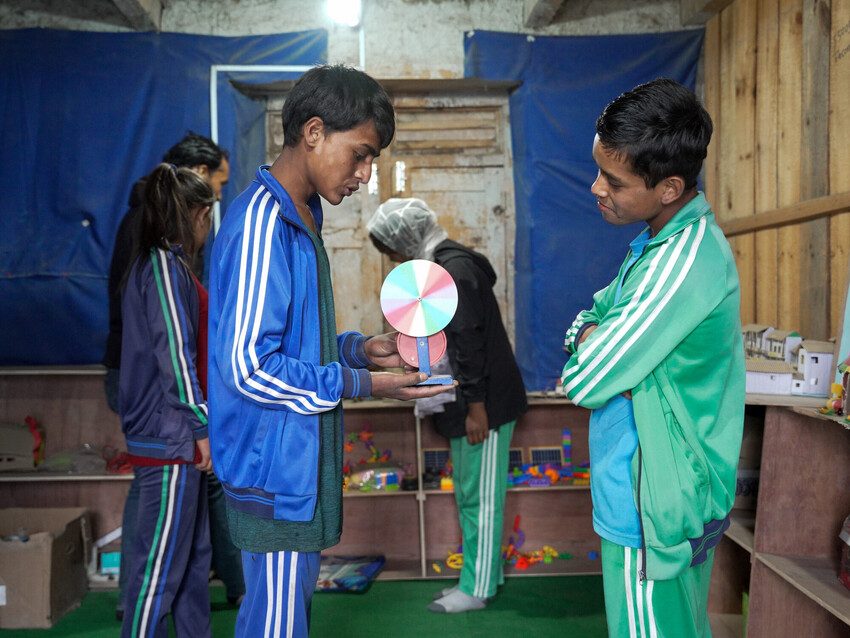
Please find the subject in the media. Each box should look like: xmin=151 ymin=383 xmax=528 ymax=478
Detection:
xmin=600 ymin=538 xmax=715 ymax=638
xmin=449 ymin=420 xmax=515 ymax=599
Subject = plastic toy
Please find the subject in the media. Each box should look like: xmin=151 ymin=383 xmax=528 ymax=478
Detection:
xmin=572 ymin=462 xmax=591 ymax=485
xmin=446 ymin=553 xmax=463 ymax=570
xmin=821 ymin=382 xmax=844 ymax=416
xmin=508 ymin=462 xmax=571 ymax=487
xmin=501 ymin=516 xmax=566 ymax=571
xmin=347 ymin=465 xmax=403 ymax=491
xmin=562 ymin=427 xmax=573 ymax=478
xmin=380 ymin=260 xmax=457 ymax=385
xmin=25 ymin=416 xmax=45 ymax=465
xmin=343 ymin=426 xmax=405 ymax=492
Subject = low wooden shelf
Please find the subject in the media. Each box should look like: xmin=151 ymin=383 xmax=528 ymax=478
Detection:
xmin=724 ymin=512 xmax=755 ymax=554
xmin=743 ymin=393 xmax=827 ymax=408
xmin=710 ymin=405 xmax=850 ymax=637
xmin=708 ymin=613 xmax=744 ymax=638
xmin=423 ymin=483 xmax=590 ymax=496
xmin=757 ymin=553 xmax=850 ymax=626
xmin=0 ymin=472 xmax=134 ymax=483
xmin=342 ymin=489 xmax=417 ymax=498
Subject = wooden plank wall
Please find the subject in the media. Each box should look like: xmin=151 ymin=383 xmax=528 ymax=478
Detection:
xmin=704 ymin=0 xmax=850 ymax=341
xmin=830 ymin=1 xmax=850 ymax=336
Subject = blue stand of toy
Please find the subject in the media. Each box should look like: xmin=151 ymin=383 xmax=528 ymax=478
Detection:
xmin=415 ymin=337 xmax=454 ymax=386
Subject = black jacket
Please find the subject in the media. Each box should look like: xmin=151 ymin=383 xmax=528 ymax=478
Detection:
xmin=431 ymin=239 xmax=527 ymax=439
xmin=103 ymin=180 xmax=146 ymax=370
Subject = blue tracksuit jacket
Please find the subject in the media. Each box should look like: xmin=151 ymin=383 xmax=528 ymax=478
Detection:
xmin=119 ymin=247 xmax=208 ymax=460
xmin=208 ymin=166 xmax=373 ymax=523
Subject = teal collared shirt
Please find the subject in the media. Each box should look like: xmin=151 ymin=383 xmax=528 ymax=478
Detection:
xmin=588 ymin=228 xmax=651 ymax=548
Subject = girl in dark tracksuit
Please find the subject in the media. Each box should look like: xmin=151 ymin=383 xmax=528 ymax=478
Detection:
xmin=119 ymin=164 xmax=216 ymax=638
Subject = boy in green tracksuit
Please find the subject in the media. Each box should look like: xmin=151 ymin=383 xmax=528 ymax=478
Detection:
xmin=561 ymin=79 xmax=745 ymax=637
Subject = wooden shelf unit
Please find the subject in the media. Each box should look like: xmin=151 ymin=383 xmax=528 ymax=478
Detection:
xmin=0 ymin=369 xmax=595 ymax=582
xmin=0 ymin=370 xmax=129 ymax=536
xmin=332 ymin=399 xmax=597 ymax=580
xmin=709 ymin=406 xmax=850 ymax=637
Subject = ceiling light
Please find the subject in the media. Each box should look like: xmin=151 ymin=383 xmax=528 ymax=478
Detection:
xmin=327 ymin=0 xmax=361 ymax=27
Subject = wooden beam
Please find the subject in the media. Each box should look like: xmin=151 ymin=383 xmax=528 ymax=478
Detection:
xmin=703 ymin=15 xmax=720 ymax=210
xmin=719 ymin=191 xmax=850 ymax=236
xmin=777 ymin=1 xmax=804 ymax=345
xmin=111 ymin=0 xmax=162 ymax=31
xmin=524 ymin=0 xmax=566 ymax=28
xmin=754 ymin=0 xmax=781 ymax=328
xmin=799 ymin=0 xmax=832 ymax=339
xmin=681 ymin=0 xmax=736 ymax=26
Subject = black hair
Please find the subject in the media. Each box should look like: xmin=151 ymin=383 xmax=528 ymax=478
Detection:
xmin=162 ymin=132 xmax=229 ymax=172
xmin=595 ymin=78 xmax=713 ymax=190
xmin=137 ymin=164 xmax=215 ymax=260
xmin=369 ymin=233 xmax=395 ymax=256
xmin=282 ymin=65 xmax=395 ymax=149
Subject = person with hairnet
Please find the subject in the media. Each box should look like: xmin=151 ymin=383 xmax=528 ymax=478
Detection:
xmin=368 ymin=198 xmax=528 ymax=613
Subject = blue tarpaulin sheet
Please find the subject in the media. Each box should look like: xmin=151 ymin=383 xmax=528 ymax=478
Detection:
xmin=464 ymin=29 xmax=703 ymax=391
xmin=0 ymin=28 xmax=325 ymax=364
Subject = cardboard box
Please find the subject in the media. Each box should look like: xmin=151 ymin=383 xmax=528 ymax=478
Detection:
xmin=0 ymin=508 xmax=90 ymax=629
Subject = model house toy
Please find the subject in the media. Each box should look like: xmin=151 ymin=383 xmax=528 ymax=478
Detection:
xmin=763 ymin=329 xmax=802 ymax=363
xmin=742 ymin=324 xmax=774 ymax=357
xmin=791 ymin=340 xmax=835 ymax=397
xmin=743 ymin=325 xmax=835 ymax=398
xmin=745 ymin=359 xmax=795 ymax=395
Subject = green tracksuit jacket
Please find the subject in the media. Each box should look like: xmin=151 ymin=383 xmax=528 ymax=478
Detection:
xmin=561 ymin=193 xmax=745 ymax=580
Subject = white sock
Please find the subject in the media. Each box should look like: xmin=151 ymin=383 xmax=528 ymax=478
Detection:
xmin=432 ymin=584 xmax=458 ymax=600
xmin=427 ymin=588 xmax=487 ymax=613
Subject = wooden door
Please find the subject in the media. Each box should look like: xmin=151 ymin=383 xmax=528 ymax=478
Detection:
xmin=266 ymin=83 xmax=517 ymax=343
xmin=375 ymin=97 xmax=516 ymax=341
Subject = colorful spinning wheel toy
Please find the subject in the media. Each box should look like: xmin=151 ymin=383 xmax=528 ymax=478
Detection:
xmin=380 ymin=259 xmax=457 ymax=385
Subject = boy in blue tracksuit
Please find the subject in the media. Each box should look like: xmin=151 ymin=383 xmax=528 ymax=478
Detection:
xmin=208 ymin=65 xmax=455 ymax=638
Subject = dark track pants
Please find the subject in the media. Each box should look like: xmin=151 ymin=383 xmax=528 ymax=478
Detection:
xmin=121 ymin=464 xmax=211 ymax=638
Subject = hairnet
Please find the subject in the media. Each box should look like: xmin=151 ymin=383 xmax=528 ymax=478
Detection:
xmin=366 ymin=198 xmax=448 ymax=260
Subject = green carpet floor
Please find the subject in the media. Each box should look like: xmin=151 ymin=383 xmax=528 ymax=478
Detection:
xmin=2 ymin=576 xmax=607 ymax=637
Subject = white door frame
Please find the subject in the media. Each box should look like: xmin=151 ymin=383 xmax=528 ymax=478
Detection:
xmin=208 ymin=64 xmax=314 ymax=231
